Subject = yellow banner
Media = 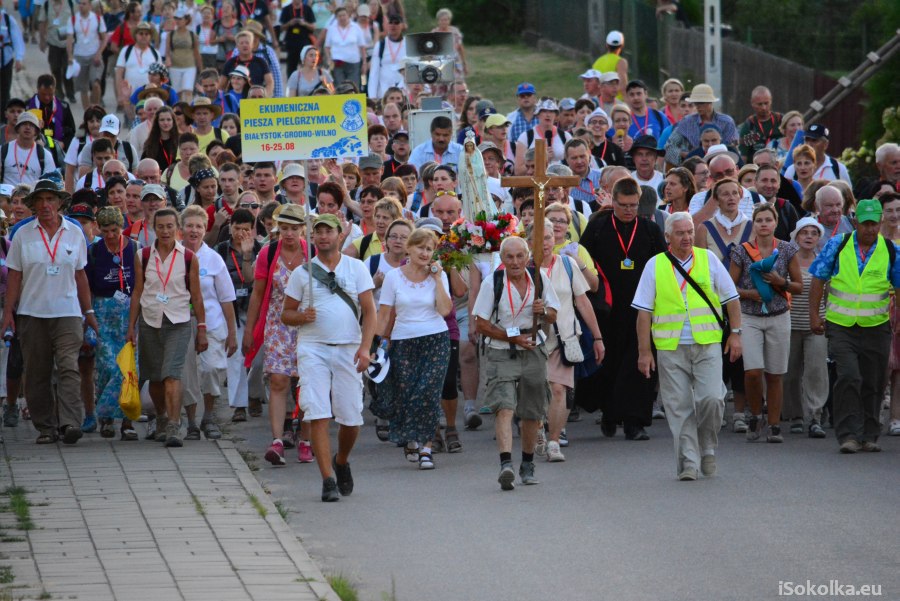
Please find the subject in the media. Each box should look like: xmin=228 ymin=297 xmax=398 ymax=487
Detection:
xmin=240 ymin=94 xmax=368 ymax=162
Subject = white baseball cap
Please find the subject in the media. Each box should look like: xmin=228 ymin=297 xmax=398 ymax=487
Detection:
xmin=600 ymin=71 xmax=620 ymax=83
xmin=99 ymin=114 xmax=120 ymax=136
xmin=579 ymin=69 xmax=602 ymax=80
xmin=606 ymin=30 xmax=624 ymax=47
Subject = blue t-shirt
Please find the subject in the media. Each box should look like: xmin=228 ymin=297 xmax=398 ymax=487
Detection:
xmin=86 ymin=237 xmax=137 ymax=298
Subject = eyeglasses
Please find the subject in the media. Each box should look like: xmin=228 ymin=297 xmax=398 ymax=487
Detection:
xmin=174 ymin=111 xmax=183 ymax=116
xmin=387 ymin=234 xmax=408 ymax=242
xmin=240 ymin=202 xmax=260 ymax=209
xmin=615 ymin=202 xmax=639 ymax=211
xmin=548 ymin=218 xmax=568 ymax=225
xmin=127 ymin=179 xmax=145 ymax=186
xmin=104 ymin=172 xmax=125 ymax=179
xmin=711 ymin=168 xmax=736 ymax=178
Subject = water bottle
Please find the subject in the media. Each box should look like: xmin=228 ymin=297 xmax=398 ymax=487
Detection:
xmin=84 ymin=327 xmax=98 ymax=348
xmin=2 ymin=327 xmax=12 ymax=348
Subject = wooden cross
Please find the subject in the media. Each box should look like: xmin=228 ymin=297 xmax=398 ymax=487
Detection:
xmin=501 ymin=139 xmax=581 ymax=337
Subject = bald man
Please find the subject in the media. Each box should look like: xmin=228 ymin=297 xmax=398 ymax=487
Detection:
xmin=128 ymin=97 xmax=165 ymax=156
xmin=738 ymin=86 xmax=782 ymax=164
xmin=688 ymin=154 xmax=761 ymax=224
xmin=135 ymin=157 xmax=182 ymax=210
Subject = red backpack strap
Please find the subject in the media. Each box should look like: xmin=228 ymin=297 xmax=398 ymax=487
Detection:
xmin=140 ymin=246 xmax=151 ymax=276
xmin=183 ymin=248 xmax=194 ymax=290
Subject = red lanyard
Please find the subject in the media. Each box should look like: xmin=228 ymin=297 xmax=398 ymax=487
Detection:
xmin=506 ymin=274 xmax=531 ymax=319
xmin=433 ymin=151 xmax=442 ymax=165
xmin=242 ymin=0 xmax=257 ymax=17
xmin=576 ymin=177 xmax=594 ymax=198
xmin=336 ymin=24 xmax=351 ymax=42
xmin=78 ymin=14 xmax=91 ymax=38
xmin=612 ymin=217 xmax=637 ymax=260
xmin=161 ymin=145 xmax=172 ymax=166
xmin=632 ymin=112 xmax=650 ymax=135
xmin=361 ymin=221 xmax=370 ymax=235
xmin=202 ymin=25 xmax=213 ymax=45
xmin=755 ymin=115 xmax=775 ymax=147
xmin=671 ymin=250 xmax=694 ymax=291
xmin=857 ymin=238 xmax=870 ymax=265
xmin=595 ymin=138 xmax=608 ymax=163
xmin=38 ymin=225 xmax=63 ymax=263
xmin=820 ymin=217 xmax=840 ymax=238
xmin=155 ymin=248 xmax=178 ymax=295
xmin=134 ymin=47 xmax=146 ymax=68
xmin=14 ymin=143 xmax=35 ymax=182
xmin=547 ymin=255 xmax=557 ymax=278
xmin=387 ymin=39 xmax=401 ymax=63
xmin=230 ymin=250 xmax=245 ymax=286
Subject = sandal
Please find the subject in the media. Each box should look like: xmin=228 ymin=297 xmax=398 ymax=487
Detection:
xmin=445 ymin=428 xmax=462 ymax=453
xmin=375 ymin=419 xmax=390 ymax=442
xmin=403 ymin=446 xmax=419 ymax=463
xmin=100 ymin=418 xmax=116 ymax=439
xmin=432 ymin=428 xmax=445 ymax=453
xmin=248 ymin=398 xmax=263 ymax=417
xmin=120 ymin=421 xmax=139 ymax=441
xmin=35 ymin=432 xmax=58 ymax=444
xmin=231 ymin=408 xmax=247 ymax=422
xmin=418 ymin=451 xmax=435 ymax=470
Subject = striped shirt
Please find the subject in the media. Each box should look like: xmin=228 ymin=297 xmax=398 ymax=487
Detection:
xmin=506 ymin=109 xmax=539 ymax=145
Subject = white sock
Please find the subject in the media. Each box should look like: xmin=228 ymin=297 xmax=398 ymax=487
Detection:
xmin=421 ymin=446 xmax=432 ymax=456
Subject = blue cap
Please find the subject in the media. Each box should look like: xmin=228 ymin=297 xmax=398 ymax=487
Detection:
xmin=477 ymin=106 xmax=498 ymax=120
xmin=516 ymin=82 xmax=536 ymax=96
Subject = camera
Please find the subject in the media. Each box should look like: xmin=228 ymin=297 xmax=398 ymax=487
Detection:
xmin=404 ymin=32 xmax=455 ymax=86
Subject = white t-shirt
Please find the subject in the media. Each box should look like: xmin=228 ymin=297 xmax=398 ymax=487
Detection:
xmin=72 ymin=11 xmax=107 ymax=58
xmin=2 ymin=142 xmax=56 ymax=186
xmin=363 ymin=253 xmax=401 ymax=305
xmin=632 ymin=170 xmax=665 ymax=200
xmin=6 ymin=218 xmax=88 ymax=318
xmin=343 ymin=222 xmax=363 ymax=250
xmin=516 ymin=129 xmax=566 ymax=165
xmin=378 ymin=268 xmax=449 ymax=341
xmin=688 ymin=186 xmax=757 ymax=219
xmin=324 ymin=22 xmax=366 ymax=63
xmin=541 ymin=255 xmax=589 ymax=343
xmin=115 ymin=45 xmax=159 ymax=88
xmin=197 ymin=243 xmax=237 ymax=332
xmin=75 ymin=168 xmax=135 ymax=191
xmin=631 ymin=249 xmax=738 ymax=345
xmin=284 ymin=254 xmax=374 ymax=345
xmin=64 ymin=136 xmax=92 ymax=167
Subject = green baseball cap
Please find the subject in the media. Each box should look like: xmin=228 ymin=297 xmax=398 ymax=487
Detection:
xmin=314 ymin=213 xmax=342 ymax=232
xmin=856 ymin=199 xmax=882 ymax=223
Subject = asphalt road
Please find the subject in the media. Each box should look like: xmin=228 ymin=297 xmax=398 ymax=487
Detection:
xmin=234 ymin=409 xmax=899 ymax=601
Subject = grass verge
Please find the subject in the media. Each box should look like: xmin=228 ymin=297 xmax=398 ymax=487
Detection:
xmin=248 ymin=495 xmax=267 ymax=519
xmin=2 ymin=487 xmax=34 ymax=531
xmin=327 ymin=574 xmax=359 ymax=601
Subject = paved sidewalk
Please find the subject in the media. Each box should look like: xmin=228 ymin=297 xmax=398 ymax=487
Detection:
xmin=0 ymin=421 xmax=338 ymax=601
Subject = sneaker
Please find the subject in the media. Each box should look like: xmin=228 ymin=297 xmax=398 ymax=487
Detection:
xmin=321 ymin=477 xmax=340 ymax=502
xmin=746 ymin=416 xmax=761 ymax=441
xmin=164 ymin=422 xmax=182 ymax=448
xmin=624 ymin=425 xmax=649 ymax=441
xmin=265 ymin=440 xmax=286 ymax=466
xmin=559 ymin=429 xmax=569 ymax=447
xmin=678 ymin=468 xmax=699 ymax=481
xmin=547 ymin=441 xmax=565 ymax=462
xmin=464 ymin=411 xmax=482 ymax=430
xmin=789 ymin=419 xmax=804 ymax=434
xmin=478 ymin=405 xmax=492 ymax=415
xmin=567 ymin=408 xmax=581 ymax=422
xmin=808 ymin=422 xmax=827 ymax=438
xmin=2 ymin=403 xmax=18 ymax=427
xmin=332 ymin=455 xmax=353 ymax=495
xmin=839 ymin=439 xmax=860 ymax=454
xmin=61 ymin=425 xmax=83 ymax=445
xmin=860 ymin=441 xmax=881 ymax=453
xmin=652 ymin=401 xmax=665 ymax=419
xmin=518 ymin=461 xmax=539 ymax=485
xmin=534 ymin=427 xmax=547 ymax=457
xmin=155 ymin=416 xmax=169 ymax=442
xmin=599 ymin=419 xmax=617 ymax=438
xmin=297 ymin=440 xmax=314 ymax=463
xmin=81 ymin=413 xmax=97 ymax=433
xmin=766 ymin=425 xmax=783 ymax=443
xmin=145 ymin=416 xmax=157 ymax=440
xmin=281 ymin=430 xmax=296 ymax=449
xmin=498 ymin=461 xmax=516 ymax=491
xmin=732 ymin=413 xmax=748 ymax=433
xmin=184 ymin=424 xmax=201 ymax=441
xmin=231 ymin=408 xmax=247 ymax=423
xmin=201 ymin=421 xmax=222 ymax=440
xmin=889 ymin=420 xmax=900 ymax=436
xmin=700 ymin=455 xmax=716 ymax=477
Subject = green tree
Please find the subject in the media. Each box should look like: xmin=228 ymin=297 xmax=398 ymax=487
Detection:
xmin=424 ymin=0 xmax=524 ymax=45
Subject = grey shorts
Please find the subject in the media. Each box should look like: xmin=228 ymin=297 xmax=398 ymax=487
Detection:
xmin=483 ymin=346 xmax=551 ymax=421
xmin=138 ymin=316 xmax=192 ymax=384
xmin=73 ymin=55 xmax=104 ymax=89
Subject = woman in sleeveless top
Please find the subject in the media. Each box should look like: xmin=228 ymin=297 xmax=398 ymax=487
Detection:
xmin=695 ymin=178 xmax=752 ymax=270
xmin=127 ymin=208 xmax=207 ymax=448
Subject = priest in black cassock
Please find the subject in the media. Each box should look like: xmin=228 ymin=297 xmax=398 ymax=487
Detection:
xmin=577 ymin=177 xmax=667 ymax=439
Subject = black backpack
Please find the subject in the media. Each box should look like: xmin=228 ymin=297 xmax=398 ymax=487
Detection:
xmin=123 ymin=44 xmax=160 ymax=64
xmin=482 ymin=266 xmax=537 ymax=354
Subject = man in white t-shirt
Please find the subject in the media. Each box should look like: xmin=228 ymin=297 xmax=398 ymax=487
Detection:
xmin=67 ymin=0 xmax=107 ymax=108
xmin=323 ymin=6 xmax=366 ymax=89
xmin=282 ymin=213 xmax=376 ymax=503
xmin=630 ymin=134 xmax=664 ymax=200
xmin=114 ymin=22 xmax=160 ymax=122
xmin=1 ymin=112 xmax=57 ymax=186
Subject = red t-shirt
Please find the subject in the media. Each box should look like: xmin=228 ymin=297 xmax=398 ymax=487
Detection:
xmin=206 ymin=202 xmax=235 ymax=231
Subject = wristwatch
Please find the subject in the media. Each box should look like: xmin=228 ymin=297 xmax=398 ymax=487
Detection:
xmin=731 ymin=328 xmax=742 ymax=335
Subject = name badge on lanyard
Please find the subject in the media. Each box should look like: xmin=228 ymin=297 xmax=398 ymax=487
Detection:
xmin=46 ymin=265 xmax=60 ymax=276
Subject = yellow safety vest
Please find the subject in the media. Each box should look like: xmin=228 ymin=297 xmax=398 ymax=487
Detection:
xmin=825 ymin=233 xmax=891 ymax=327
xmin=651 ymin=249 xmax=723 ymax=350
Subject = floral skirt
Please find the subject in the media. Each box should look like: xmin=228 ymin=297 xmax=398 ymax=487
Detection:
xmin=378 ymin=332 xmax=450 ymax=445
xmin=94 ymin=294 xmax=132 ymax=420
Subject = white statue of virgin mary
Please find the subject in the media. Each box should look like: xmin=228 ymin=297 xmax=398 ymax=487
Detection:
xmin=458 ymin=130 xmax=496 ymax=220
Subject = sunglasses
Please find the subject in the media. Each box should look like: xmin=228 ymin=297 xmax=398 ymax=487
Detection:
xmin=127 ymin=179 xmax=145 ymax=186
xmin=174 ymin=111 xmax=183 ymax=116
xmin=240 ymin=202 xmax=260 ymax=209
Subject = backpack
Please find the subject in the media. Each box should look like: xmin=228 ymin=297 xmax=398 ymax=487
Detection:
xmin=792 ymin=157 xmax=840 ymax=182
xmin=124 ymin=44 xmax=160 ymax=65
xmin=368 ymin=253 xmax=381 ymax=277
xmin=0 ymin=13 xmax=12 ymax=49
xmin=482 ymin=265 xmax=537 ymax=354
xmin=140 ymin=245 xmax=194 ymax=290
xmin=69 ymin=10 xmax=101 ymax=44
xmin=525 ymin=128 xmax=570 ymax=150
xmin=0 ymin=142 xmax=46 ymax=182
xmin=358 ymin=233 xmax=374 ymax=260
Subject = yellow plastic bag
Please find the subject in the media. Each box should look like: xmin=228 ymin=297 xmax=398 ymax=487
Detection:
xmin=116 ymin=342 xmax=141 ymax=421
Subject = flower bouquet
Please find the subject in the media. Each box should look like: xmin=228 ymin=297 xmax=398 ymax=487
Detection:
xmin=435 ymin=212 xmax=520 ymax=271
